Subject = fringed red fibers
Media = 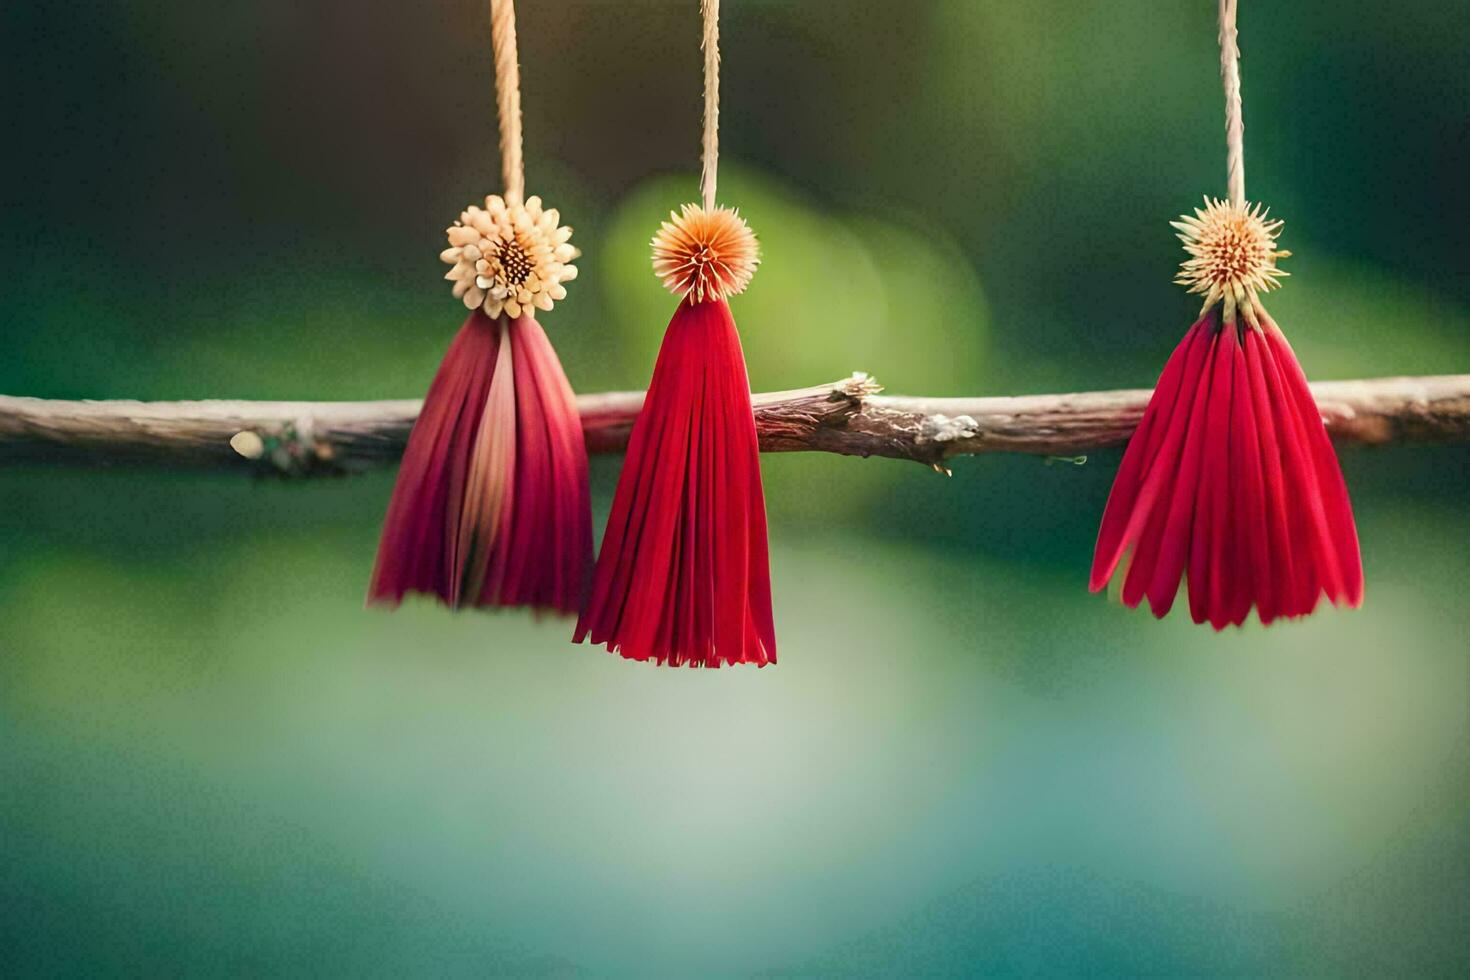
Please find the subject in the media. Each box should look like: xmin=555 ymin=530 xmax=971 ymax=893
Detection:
xmin=575 ymin=298 xmax=775 ymax=666
xmin=369 ymin=310 xmax=590 ymax=613
xmin=1090 ymin=308 xmax=1363 ymax=628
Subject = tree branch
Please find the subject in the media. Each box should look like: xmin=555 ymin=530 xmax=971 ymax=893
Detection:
xmin=2 ymin=373 xmax=1468 ymax=475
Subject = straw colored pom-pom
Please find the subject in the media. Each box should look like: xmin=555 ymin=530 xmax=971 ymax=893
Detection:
xmin=651 ymin=203 xmax=759 ymax=303
xmin=441 ymin=194 xmax=579 ymax=319
xmin=1173 ymin=196 xmax=1290 ymax=321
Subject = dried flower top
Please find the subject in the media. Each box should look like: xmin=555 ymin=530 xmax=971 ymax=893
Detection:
xmin=651 ymin=203 xmax=759 ymax=303
xmin=441 ymin=194 xmax=579 ymax=320
xmin=1173 ymin=197 xmax=1290 ymax=321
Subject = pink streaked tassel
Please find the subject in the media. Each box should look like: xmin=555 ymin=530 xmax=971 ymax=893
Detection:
xmin=369 ymin=308 xmax=590 ymax=614
xmin=371 ymin=5 xmax=590 ymax=617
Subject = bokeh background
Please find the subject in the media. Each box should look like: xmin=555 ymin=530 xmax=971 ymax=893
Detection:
xmin=3 ymin=1 xmax=1469 ymax=975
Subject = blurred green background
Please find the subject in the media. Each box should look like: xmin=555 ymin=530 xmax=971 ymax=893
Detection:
xmin=3 ymin=1 xmax=1469 ymax=975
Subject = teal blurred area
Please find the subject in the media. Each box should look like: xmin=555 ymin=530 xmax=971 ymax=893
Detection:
xmin=3 ymin=0 xmax=1469 ymax=975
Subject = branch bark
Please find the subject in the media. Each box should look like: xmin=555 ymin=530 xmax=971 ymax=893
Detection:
xmin=2 ymin=373 xmax=1468 ymax=475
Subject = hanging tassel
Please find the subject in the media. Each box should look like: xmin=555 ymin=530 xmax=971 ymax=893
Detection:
xmin=575 ymin=1 xmax=773 ymax=664
xmin=368 ymin=3 xmax=590 ymax=615
xmin=1091 ymin=6 xmax=1361 ymax=627
xmin=575 ymin=205 xmax=774 ymax=666
xmin=369 ymin=194 xmax=589 ymax=613
xmin=1090 ymin=198 xmax=1362 ymax=627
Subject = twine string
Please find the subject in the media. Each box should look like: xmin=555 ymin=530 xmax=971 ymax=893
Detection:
xmin=1219 ymin=0 xmax=1245 ymax=206
xmin=700 ymin=0 xmax=720 ymax=210
xmin=491 ymin=0 xmax=525 ymax=205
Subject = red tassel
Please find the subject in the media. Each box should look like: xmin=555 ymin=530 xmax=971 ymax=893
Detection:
xmin=369 ymin=310 xmax=591 ymax=614
xmin=1091 ymin=310 xmax=1363 ymax=628
xmin=575 ymin=298 xmax=775 ymax=666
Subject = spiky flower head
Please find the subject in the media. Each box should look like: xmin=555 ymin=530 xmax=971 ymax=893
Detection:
xmin=1173 ymin=197 xmax=1290 ymax=323
xmin=651 ymin=203 xmax=759 ymax=303
xmin=441 ymin=195 xmax=579 ymax=320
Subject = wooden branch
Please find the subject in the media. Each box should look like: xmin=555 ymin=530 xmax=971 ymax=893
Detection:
xmin=2 ymin=373 xmax=1468 ymax=475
